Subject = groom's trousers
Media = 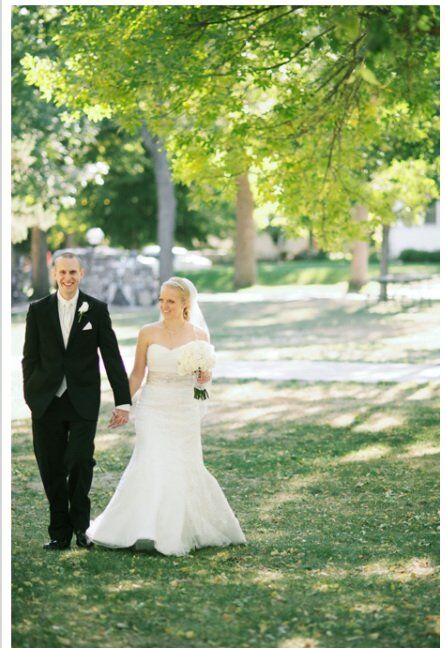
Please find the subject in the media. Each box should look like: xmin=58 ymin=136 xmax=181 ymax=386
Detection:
xmin=32 ymin=391 xmax=97 ymax=542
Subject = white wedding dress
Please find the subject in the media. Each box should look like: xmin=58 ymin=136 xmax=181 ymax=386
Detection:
xmin=87 ymin=343 xmax=246 ymax=556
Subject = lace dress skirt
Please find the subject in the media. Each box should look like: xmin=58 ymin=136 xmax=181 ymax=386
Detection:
xmin=87 ymin=350 xmax=246 ymax=556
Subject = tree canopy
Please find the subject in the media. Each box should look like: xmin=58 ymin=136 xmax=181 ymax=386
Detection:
xmin=22 ymin=5 xmax=439 ymax=249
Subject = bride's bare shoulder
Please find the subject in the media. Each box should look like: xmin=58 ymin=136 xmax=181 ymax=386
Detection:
xmin=192 ymin=324 xmax=210 ymax=342
xmin=139 ymin=322 xmax=162 ymax=342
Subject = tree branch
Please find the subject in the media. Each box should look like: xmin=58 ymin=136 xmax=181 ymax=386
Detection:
xmin=322 ymin=57 xmax=363 ymax=104
xmin=245 ymin=6 xmax=301 ymax=38
xmin=250 ymin=24 xmax=336 ymax=72
xmin=188 ymin=6 xmax=285 ymax=29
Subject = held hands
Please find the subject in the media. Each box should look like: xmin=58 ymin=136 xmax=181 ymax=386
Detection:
xmin=108 ymin=408 xmax=130 ymax=429
xmin=197 ymin=370 xmax=212 ymax=385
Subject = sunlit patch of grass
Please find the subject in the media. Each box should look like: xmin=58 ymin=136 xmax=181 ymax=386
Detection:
xmin=260 ymin=474 xmax=321 ymax=518
xmin=406 ymin=384 xmax=438 ymax=401
xmin=106 ymin=580 xmax=147 ymax=592
xmin=94 ymin=430 xmax=133 ymax=451
xmin=204 ymin=381 xmax=438 ymax=442
xmin=279 ymin=637 xmax=320 ymax=648
xmin=360 ymin=557 xmax=438 ymax=582
xmin=208 ymin=298 xmax=439 ymax=364
xmin=353 ymin=602 xmax=391 ymax=614
xmin=225 ymin=305 xmax=321 ymax=330
xmin=309 ymin=566 xmax=350 ymax=578
xmin=253 ymin=569 xmax=285 ymax=584
xmin=353 ymin=412 xmax=406 ymax=433
xmin=372 ymin=382 xmax=419 ymax=404
xmin=11 ymin=419 xmax=33 ymax=435
xmin=338 ymin=445 xmax=390 ymax=464
xmin=396 ymin=442 xmax=439 ymax=459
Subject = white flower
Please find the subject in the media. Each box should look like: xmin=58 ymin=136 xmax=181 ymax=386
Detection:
xmin=79 ymin=301 xmax=89 ymax=314
xmin=78 ymin=301 xmax=89 ymax=321
xmin=177 ymin=341 xmax=216 ymax=376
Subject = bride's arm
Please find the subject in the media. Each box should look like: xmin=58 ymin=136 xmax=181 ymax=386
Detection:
xmin=129 ymin=327 xmax=149 ymax=398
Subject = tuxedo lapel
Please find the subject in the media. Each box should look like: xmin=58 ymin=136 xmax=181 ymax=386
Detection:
xmin=49 ymin=293 xmax=65 ymax=351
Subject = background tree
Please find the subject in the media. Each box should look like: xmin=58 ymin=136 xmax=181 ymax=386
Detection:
xmin=348 ymin=206 xmax=370 ymax=292
xmin=140 ymin=126 xmax=176 ymax=281
xmin=12 ymin=5 xmax=106 ymax=297
xmin=365 ymin=159 xmax=438 ymax=300
xmin=45 ymin=120 xmax=235 ymax=252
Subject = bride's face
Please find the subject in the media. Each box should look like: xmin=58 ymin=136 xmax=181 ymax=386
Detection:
xmin=159 ymin=286 xmax=185 ymax=322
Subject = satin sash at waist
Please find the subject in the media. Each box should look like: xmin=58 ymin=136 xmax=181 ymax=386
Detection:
xmin=146 ymin=371 xmax=193 ymax=386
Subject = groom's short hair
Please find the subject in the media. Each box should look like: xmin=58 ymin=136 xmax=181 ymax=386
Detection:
xmin=53 ymin=252 xmax=83 ymax=269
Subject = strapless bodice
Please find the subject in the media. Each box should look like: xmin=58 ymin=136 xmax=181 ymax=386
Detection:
xmin=145 ymin=343 xmax=195 ymax=386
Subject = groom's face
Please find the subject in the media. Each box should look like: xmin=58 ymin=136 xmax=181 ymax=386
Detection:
xmin=53 ymin=257 xmax=84 ymax=300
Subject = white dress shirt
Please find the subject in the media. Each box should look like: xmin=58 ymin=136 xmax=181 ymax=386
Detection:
xmin=55 ymin=290 xmax=78 ymax=397
xmin=55 ymin=290 xmax=130 ymax=411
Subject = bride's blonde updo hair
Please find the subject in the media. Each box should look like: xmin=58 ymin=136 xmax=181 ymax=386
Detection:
xmin=161 ymin=276 xmax=192 ymax=320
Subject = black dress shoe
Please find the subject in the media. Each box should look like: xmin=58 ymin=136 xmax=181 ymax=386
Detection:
xmin=43 ymin=539 xmax=71 ymax=550
xmin=75 ymin=530 xmax=93 ymax=549
xmin=134 ymin=538 xmax=156 ymax=552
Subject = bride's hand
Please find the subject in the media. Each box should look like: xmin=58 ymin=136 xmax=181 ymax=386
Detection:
xmin=197 ymin=370 xmax=211 ymax=384
xmin=108 ymin=409 xmax=130 ymax=429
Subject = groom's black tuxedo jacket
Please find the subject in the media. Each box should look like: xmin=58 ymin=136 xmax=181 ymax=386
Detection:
xmin=22 ymin=290 xmax=131 ymax=420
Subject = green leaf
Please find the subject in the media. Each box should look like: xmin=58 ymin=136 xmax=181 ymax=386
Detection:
xmin=359 ymin=65 xmax=380 ymax=87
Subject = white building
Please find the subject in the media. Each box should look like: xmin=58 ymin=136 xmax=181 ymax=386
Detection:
xmin=389 ymin=201 xmax=440 ymax=259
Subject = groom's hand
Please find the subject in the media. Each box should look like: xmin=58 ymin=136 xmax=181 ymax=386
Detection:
xmin=108 ymin=408 xmax=130 ymax=429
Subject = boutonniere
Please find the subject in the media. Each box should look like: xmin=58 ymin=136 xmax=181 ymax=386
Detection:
xmin=78 ymin=301 xmax=89 ymax=323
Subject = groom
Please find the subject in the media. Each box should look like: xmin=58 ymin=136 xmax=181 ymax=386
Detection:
xmin=22 ymin=252 xmax=131 ymax=550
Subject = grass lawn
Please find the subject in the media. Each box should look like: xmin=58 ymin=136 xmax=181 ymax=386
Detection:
xmin=176 ymin=260 xmax=439 ymax=293
xmin=12 ymin=381 xmax=439 ymax=647
xmin=104 ymin=298 xmax=439 ymax=366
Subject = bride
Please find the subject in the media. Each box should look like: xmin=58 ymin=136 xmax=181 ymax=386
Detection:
xmin=86 ymin=276 xmax=246 ymax=556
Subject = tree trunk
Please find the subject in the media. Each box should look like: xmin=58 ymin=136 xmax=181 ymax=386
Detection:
xmin=234 ymin=173 xmax=257 ymax=289
xmin=141 ymin=124 xmax=176 ymax=284
xmin=31 ymin=226 xmax=49 ymax=298
xmin=348 ymin=205 xmax=369 ymax=292
xmin=64 ymin=232 xmax=76 ymax=248
xmin=379 ymin=224 xmax=390 ymax=301
xmin=308 ymin=228 xmax=315 ymax=257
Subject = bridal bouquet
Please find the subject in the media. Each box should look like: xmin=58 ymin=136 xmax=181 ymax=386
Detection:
xmin=177 ymin=341 xmax=216 ymax=400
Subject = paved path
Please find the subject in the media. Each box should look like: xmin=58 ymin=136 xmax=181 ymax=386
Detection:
xmin=213 ymin=359 xmax=440 ymax=384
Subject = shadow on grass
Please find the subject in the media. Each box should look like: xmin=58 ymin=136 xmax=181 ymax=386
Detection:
xmin=109 ymin=298 xmax=438 ymax=367
xmin=12 ymin=381 xmax=439 ymax=647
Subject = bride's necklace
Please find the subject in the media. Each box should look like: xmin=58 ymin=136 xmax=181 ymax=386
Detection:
xmin=163 ymin=321 xmax=187 ymax=341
